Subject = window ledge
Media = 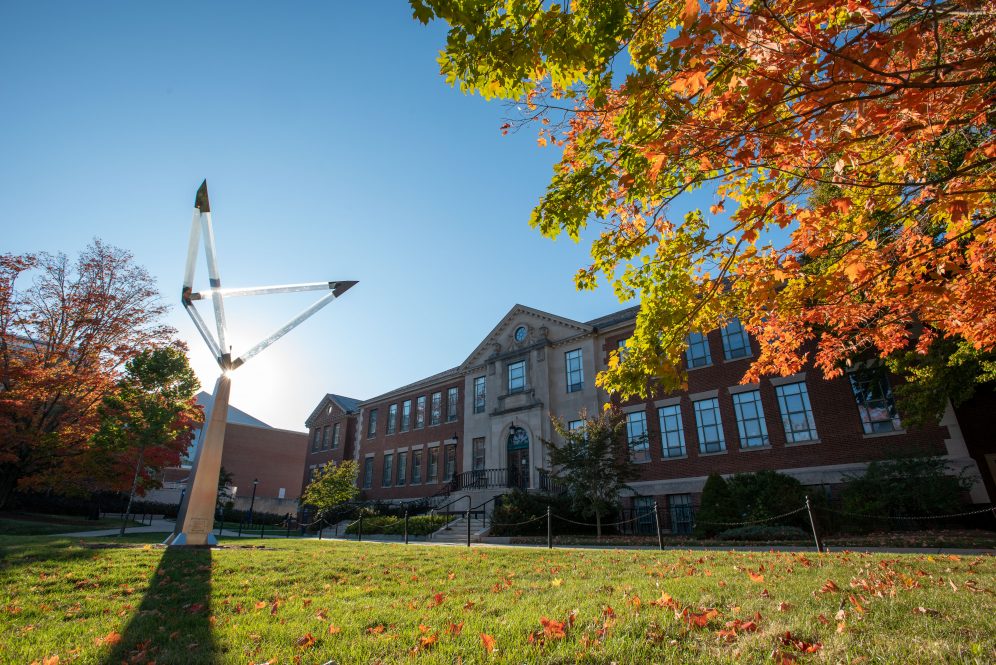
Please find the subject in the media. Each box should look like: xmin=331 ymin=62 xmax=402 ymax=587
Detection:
xmin=633 ymin=458 xmax=652 ymax=464
xmin=723 ymin=355 xmax=753 ymax=363
xmin=785 ymin=438 xmax=822 ymax=446
xmin=698 ymin=449 xmax=728 ymax=457
xmin=686 ymin=363 xmax=714 ymax=372
xmin=739 ymin=444 xmax=772 ymax=452
xmin=861 ymin=429 xmax=906 ymax=439
xmin=661 ymin=453 xmax=689 ymax=461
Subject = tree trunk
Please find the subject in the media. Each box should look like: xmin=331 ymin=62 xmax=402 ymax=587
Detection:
xmin=0 ymin=464 xmax=21 ymax=510
xmin=120 ymin=446 xmax=145 ymax=536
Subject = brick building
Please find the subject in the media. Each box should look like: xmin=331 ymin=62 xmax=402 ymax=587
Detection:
xmin=158 ymin=391 xmax=308 ymax=514
xmin=303 ymin=304 xmax=991 ymax=525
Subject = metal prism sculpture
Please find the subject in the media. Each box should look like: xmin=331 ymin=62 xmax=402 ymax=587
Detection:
xmin=164 ymin=180 xmax=356 ymax=546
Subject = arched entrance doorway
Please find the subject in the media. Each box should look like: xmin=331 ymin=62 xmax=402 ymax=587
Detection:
xmin=506 ymin=426 xmax=530 ymax=489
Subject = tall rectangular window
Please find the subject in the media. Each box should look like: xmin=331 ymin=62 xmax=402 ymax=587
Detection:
xmin=321 ymin=426 xmax=329 ymax=450
xmin=446 ymin=387 xmax=459 ymax=421
xmin=472 ymin=437 xmax=486 ymax=471
xmin=565 ymin=348 xmax=584 ymax=392
xmin=415 ymin=396 xmax=426 ymax=429
xmin=657 ymin=404 xmax=686 ymax=458
xmin=444 ymin=444 xmax=457 ymax=480
xmin=669 ymin=494 xmax=694 ymax=534
xmin=381 ymin=453 xmax=393 ymax=487
xmin=311 ymin=430 xmax=320 ymax=452
xmin=411 ymin=450 xmax=423 ymax=484
xmin=473 ymin=376 xmax=486 ymax=414
xmin=331 ymin=422 xmax=341 ymax=449
xmin=430 ymin=392 xmax=441 ymax=426
xmin=567 ymin=419 xmax=584 ymax=432
xmin=617 ymin=337 xmax=630 ymax=362
xmin=428 ymin=447 xmax=439 ymax=482
xmin=400 ymin=400 xmax=411 ymax=431
xmin=775 ymin=382 xmax=818 ymax=442
xmin=685 ymin=332 xmax=712 ymax=368
xmin=732 ymin=390 xmax=768 ymax=448
xmin=387 ymin=403 xmax=397 ymax=435
xmin=721 ymin=318 xmax=751 ymax=360
xmin=626 ymin=411 xmax=650 ymax=462
xmin=362 ymin=457 xmax=374 ymax=489
xmin=396 ymin=451 xmax=407 ymax=486
xmin=849 ymin=367 xmax=901 ymax=434
xmin=508 ymin=360 xmax=526 ymax=393
xmin=367 ymin=409 xmax=378 ymax=438
xmin=693 ymin=398 xmax=726 ymax=453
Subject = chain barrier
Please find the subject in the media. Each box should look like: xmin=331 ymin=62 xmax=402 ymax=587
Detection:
xmin=693 ymin=505 xmax=809 ymax=527
xmin=552 ymin=512 xmax=647 ymax=528
xmin=816 ymin=505 xmax=996 ymax=521
xmin=489 ymin=514 xmax=548 ymax=528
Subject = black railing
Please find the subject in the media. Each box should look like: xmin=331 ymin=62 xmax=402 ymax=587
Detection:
xmin=469 ymin=494 xmax=506 ymax=528
xmin=538 ymin=470 xmax=566 ymax=495
xmin=451 ymin=468 xmax=512 ymax=490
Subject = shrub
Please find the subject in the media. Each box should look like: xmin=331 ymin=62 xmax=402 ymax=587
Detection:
xmin=693 ymin=474 xmax=738 ymax=538
xmin=727 ymin=470 xmax=809 ymax=528
xmin=489 ymin=489 xmax=612 ymax=537
xmin=713 ymin=525 xmax=811 ymax=542
xmin=839 ymin=456 xmax=971 ymax=532
xmin=344 ymin=514 xmax=450 ymax=536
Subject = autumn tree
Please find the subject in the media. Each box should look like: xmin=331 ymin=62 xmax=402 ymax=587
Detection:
xmin=0 ymin=241 xmax=173 ymax=508
xmin=543 ymin=408 xmax=639 ymax=538
xmin=88 ymin=346 xmax=201 ymax=533
xmin=412 ymin=1 xmax=996 ymax=410
xmin=300 ymin=460 xmax=360 ymax=521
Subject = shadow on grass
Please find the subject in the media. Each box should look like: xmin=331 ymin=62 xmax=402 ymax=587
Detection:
xmin=104 ymin=546 xmax=217 ymax=664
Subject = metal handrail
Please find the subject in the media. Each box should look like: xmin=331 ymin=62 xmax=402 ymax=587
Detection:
xmin=431 ymin=494 xmax=472 ymax=516
xmin=469 ymin=494 xmax=506 ymax=529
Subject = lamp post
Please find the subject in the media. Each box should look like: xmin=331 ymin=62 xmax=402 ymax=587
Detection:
xmin=248 ymin=478 xmax=259 ymax=526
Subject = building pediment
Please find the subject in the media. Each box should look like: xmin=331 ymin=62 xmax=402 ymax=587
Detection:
xmin=460 ymin=304 xmax=592 ymax=370
xmin=304 ymin=393 xmax=361 ymax=428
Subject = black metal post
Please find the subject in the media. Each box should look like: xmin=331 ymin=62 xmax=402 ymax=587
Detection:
xmin=466 ymin=509 xmax=471 ymax=547
xmin=404 ymin=509 xmax=409 ymax=545
xmin=248 ymin=478 xmax=259 ymax=526
xmin=218 ymin=516 xmax=224 ymax=536
xmin=805 ymin=496 xmax=821 ymax=553
xmin=547 ymin=506 xmax=552 ymax=549
xmin=653 ymin=502 xmax=664 ymax=551
xmin=318 ymin=524 xmax=323 ymax=540
xmin=358 ymin=513 xmax=363 ymax=542
xmin=260 ymin=522 xmax=265 ymax=539
xmin=286 ymin=513 xmax=291 ymax=538
xmin=238 ymin=521 xmax=243 ymax=537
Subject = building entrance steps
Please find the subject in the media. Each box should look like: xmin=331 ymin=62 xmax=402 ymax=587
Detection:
xmin=430 ymin=515 xmax=488 ymax=544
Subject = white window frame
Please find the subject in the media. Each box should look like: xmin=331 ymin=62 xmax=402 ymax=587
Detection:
xmin=732 ymin=389 xmax=769 ymax=448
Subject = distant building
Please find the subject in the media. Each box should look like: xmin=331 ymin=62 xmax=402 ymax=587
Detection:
xmin=302 ymin=304 xmax=992 ymax=530
xmin=155 ymin=391 xmax=308 ymax=515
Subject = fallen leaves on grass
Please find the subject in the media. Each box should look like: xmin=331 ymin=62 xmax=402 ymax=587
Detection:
xmin=820 ymin=580 xmax=841 ymax=593
xmin=294 ymin=632 xmax=316 ymax=650
xmin=480 ymin=632 xmax=496 ymax=653
xmin=94 ymin=631 xmax=122 ymax=647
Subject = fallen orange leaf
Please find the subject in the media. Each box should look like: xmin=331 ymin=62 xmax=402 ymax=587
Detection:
xmin=480 ymin=632 xmax=496 ymax=653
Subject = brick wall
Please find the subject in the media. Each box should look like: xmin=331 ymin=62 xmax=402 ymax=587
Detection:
xmin=301 ymin=401 xmax=358 ymax=496
xmin=602 ymin=327 xmax=950 ymax=488
xmin=217 ymin=423 xmax=308 ymax=501
xmin=356 ymin=376 xmax=464 ymax=501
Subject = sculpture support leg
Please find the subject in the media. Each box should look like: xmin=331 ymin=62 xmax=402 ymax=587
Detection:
xmin=165 ymin=373 xmax=231 ymax=546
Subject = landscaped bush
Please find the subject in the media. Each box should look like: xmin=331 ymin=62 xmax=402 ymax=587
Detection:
xmin=713 ymin=525 xmax=812 ymax=542
xmin=693 ymin=473 xmax=739 ymax=538
xmin=489 ymin=489 xmax=614 ymax=537
xmin=839 ymin=456 xmax=971 ymax=532
xmin=694 ymin=471 xmax=813 ymax=538
xmin=343 ymin=514 xmax=450 ymax=536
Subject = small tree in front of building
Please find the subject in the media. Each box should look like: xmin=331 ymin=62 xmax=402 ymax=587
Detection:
xmin=301 ymin=460 xmax=359 ymax=524
xmin=543 ymin=408 xmax=639 ymax=539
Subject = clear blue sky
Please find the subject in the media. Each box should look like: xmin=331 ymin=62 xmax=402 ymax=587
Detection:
xmin=1 ymin=2 xmax=709 ymax=430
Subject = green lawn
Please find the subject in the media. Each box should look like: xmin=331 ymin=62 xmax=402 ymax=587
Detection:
xmin=0 ymin=515 xmax=146 ymax=536
xmin=1 ymin=537 xmax=993 ymax=664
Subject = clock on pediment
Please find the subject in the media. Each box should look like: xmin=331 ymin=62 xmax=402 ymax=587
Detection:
xmin=513 ymin=325 xmax=528 ymax=343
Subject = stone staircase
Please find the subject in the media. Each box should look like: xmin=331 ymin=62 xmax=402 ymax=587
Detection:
xmin=430 ymin=514 xmax=487 ymax=544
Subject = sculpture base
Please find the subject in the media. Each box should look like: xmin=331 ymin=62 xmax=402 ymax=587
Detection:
xmin=163 ymin=531 xmax=218 ymax=547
